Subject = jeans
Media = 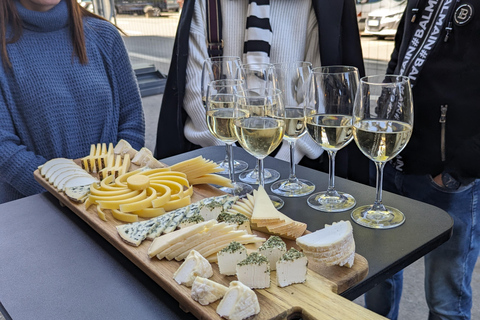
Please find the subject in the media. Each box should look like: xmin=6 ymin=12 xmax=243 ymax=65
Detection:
xmin=364 ymin=162 xmax=480 ymax=320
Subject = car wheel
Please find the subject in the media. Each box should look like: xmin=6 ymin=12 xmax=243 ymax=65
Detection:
xmin=377 ymin=36 xmax=386 ymax=40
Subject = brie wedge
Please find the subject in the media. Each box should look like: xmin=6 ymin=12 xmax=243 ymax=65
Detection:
xmin=173 ymin=250 xmax=213 ymax=287
xmin=216 ymin=281 xmax=260 ymax=320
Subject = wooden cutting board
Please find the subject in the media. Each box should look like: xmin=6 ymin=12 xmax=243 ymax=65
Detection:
xmin=34 ymin=168 xmax=384 ymax=320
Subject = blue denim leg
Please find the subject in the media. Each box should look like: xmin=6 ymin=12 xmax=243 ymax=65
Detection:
xmin=364 ymin=162 xmax=404 ymax=320
xmin=400 ymin=175 xmax=480 ymax=320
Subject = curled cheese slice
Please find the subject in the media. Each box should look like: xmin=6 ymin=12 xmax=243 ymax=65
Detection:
xmin=150 ymin=183 xmax=172 ymax=208
xmin=100 ymin=175 xmax=120 ymax=191
xmin=97 ymin=189 xmax=145 ymax=210
xmin=140 ymin=167 xmax=171 ymax=175
xmin=96 ymin=205 xmax=108 ymax=221
xmin=134 ymin=207 xmax=166 ymax=218
xmin=111 ymin=209 xmax=138 ymax=223
xmin=127 ymin=175 xmax=150 ymax=190
xmin=88 ymin=189 xmax=139 ymax=203
xmin=184 ymin=185 xmax=194 ymax=197
xmin=114 ymin=168 xmax=144 ymax=188
xmin=189 ymin=174 xmax=233 ymax=188
xmin=163 ymin=195 xmax=191 ymax=212
xmin=150 ymin=175 xmax=190 ymax=188
xmin=90 ymin=181 xmax=130 ymax=196
xmin=120 ymin=187 xmax=157 ymax=212
xmin=153 ymin=180 xmax=184 ymax=199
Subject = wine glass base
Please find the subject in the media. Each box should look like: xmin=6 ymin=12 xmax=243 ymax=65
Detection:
xmin=269 ymin=194 xmax=284 ymax=210
xmin=307 ymin=191 xmax=356 ymax=212
xmin=270 ymin=179 xmax=315 ymax=197
xmin=239 ymin=168 xmax=280 ymax=184
xmin=216 ymin=159 xmax=249 ymax=175
xmin=351 ymin=205 xmax=405 ymax=229
xmin=219 ymin=182 xmax=254 ymax=198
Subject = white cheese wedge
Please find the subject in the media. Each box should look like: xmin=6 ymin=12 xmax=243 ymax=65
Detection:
xmin=236 ymin=252 xmax=270 ymax=289
xmin=191 ymin=277 xmax=228 ymax=306
xmin=276 ymin=248 xmax=308 ymax=288
xmin=217 ymin=241 xmax=248 ymax=276
xmin=216 ymin=281 xmax=260 ymax=320
xmin=173 ymin=250 xmax=213 ymax=287
xmin=258 ymin=236 xmax=287 ymax=271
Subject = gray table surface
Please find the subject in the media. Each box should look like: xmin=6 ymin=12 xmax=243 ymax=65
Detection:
xmin=0 ymin=146 xmax=453 ymax=320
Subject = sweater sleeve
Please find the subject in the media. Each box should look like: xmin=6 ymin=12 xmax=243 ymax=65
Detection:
xmin=0 ymin=83 xmax=47 ymax=197
xmin=110 ymin=28 xmax=145 ymax=151
xmin=183 ymin=0 xmax=224 ymax=148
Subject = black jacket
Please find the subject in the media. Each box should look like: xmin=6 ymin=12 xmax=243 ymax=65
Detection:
xmin=155 ymin=0 xmax=369 ymax=184
xmin=389 ymin=0 xmax=480 ymax=184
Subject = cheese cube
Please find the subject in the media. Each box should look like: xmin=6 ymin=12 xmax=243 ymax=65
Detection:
xmin=236 ymin=252 xmax=270 ymax=289
xmin=217 ymin=241 xmax=248 ymax=276
xmin=258 ymin=236 xmax=287 ymax=271
xmin=216 ymin=281 xmax=260 ymax=320
xmin=172 ymin=250 xmax=213 ymax=287
xmin=191 ymin=277 xmax=228 ymax=306
xmin=276 ymin=248 xmax=308 ymax=287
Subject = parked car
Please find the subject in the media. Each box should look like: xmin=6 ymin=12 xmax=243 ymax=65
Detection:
xmin=78 ymin=0 xmax=94 ymax=12
xmin=356 ymin=0 xmax=405 ymax=32
xmin=114 ymin=0 xmax=179 ymax=16
xmin=364 ymin=0 xmax=406 ymax=39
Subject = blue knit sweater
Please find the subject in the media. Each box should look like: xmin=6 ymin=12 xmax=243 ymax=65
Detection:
xmin=0 ymin=0 xmax=145 ymax=203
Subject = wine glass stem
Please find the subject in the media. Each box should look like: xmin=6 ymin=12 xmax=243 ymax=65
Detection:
xmin=326 ymin=150 xmax=337 ymax=196
xmin=226 ymin=143 xmax=236 ymax=184
xmin=288 ymin=140 xmax=298 ymax=182
xmin=373 ymin=161 xmax=387 ymax=211
xmin=258 ymin=158 xmax=265 ymax=187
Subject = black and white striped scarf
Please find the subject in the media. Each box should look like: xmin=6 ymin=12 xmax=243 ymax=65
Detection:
xmin=243 ymin=0 xmax=272 ymax=64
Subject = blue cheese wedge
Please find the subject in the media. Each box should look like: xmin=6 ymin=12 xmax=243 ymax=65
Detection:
xmin=191 ymin=277 xmax=228 ymax=306
xmin=173 ymin=250 xmax=213 ymax=287
xmin=236 ymin=252 xmax=270 ymax=289
xmin=217 ymin=241 xmax=248 ymax=276
xmin=216 ymin=281 xmax=260 ymax=320
xmin=64 ymin=185 xmax=92 ymax=203
xmin=146 ymin=211 xmax=175 ymax=240
xmin=162 ymin=206 xmax=189 ymax=233
xmin=276 ymin=248 xmax=308 ymax=288
xmin=258 ymin=236 xmax=287 ymax=271
xmin=116 ymin=219 xmax=159 ymax=246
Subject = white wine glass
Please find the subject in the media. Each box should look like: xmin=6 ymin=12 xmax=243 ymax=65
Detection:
xmin=270 ymin=61 xmax=315 ymax=197
xmin=206 ymin=79 xmax=254 ymax=197
xmin=306 ymin=66 xmax=359 ymax=212
xmin=234 ymin=88 xmax=286 ymax=208
xmin=202 ymin=56 xmax=249 ymax=174
xmin=351 ymin=75 xmax=413 ymax=229
xmin=237 ymin=63 xmax=281 ymax=185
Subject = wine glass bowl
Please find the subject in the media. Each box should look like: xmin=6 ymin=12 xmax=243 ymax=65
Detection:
xmin=202 ymin=56 xmax=249 ymax=174
xmin=306 ymin=66 xmax=359 ymax=212
xmin=351 ymin=75 xmax=413 ymax=229
xmin=205 ymin=79 xmax=253 ymax=197
xmin=270 ymin=61 xmax=315 ymax=197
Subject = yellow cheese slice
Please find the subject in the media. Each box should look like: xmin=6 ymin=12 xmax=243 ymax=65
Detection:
xmin=96 ymin=205 xmax=108 ymax=221
xmin=97 ymin=189 xmax=146 ymax=210
xmin=162 ymin=195 xmax=191 ymax=212
xmin=120 ymin=187 xmax=157 ymax=212
xmin=111 ymin=209 xmax=138 ymax=223
xmin=150 ymin=183 xmax=172 ymax=208
xmin=133 ymin=207 xmax=166 ymax=218
xmin=251 ymin=185 xmax=283 ymax=223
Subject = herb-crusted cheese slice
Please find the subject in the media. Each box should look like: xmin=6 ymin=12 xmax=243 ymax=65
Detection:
xmin=217 ymin=241 xmax=248 ymax=276
xmin=258 ymin=236 xmax=287 ymax=271
xmin=236 ymin=252 xmax=270 ymax=289
xmin=198 ymin=195 xmax=232 ymax=221
xmin=276 ymin=248 xmax=308 ymax=287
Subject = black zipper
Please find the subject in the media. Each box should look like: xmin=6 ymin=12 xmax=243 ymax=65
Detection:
xmin=439 ymin=105 xmax=448 ymax=161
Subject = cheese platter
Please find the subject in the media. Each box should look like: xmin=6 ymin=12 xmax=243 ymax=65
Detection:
xmin=34 ymin=151 xmax=383 ymax=320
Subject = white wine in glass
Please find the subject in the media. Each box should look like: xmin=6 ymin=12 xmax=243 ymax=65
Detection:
xmin=237 ymin=63 xmax=281 ymax=185
xmin=234 ymin=88 xmax=285 ymax=208
xmin=202 ymin=56 xmax=249 ymax=174
xmin=306 ymin=66 xmax=359 ymax=212
xmin=270 ymin=61 xmax=315 ymax=197
xmin=351 ymin=75 xmax=413 ymax=229
xmin=206 ymin=79 xmax=253 ymax=197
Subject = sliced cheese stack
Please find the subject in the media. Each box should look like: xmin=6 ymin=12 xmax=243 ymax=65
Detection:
xmin=173 ymin=250 xmax=213 ymax=287
xmin=296 ymin=220 xmax=355 ymax=268
xmin=276 ymin=248 xmax=308 ymax=288
xmin=191 ymin=277 xmax=228 ymax=306
xmin=147 ymin=220 xmax=265 ymax=262
xmin=81 ymin=143 xmax=113 ymax=173
xmin=217 ymin=241 xmax=248 ymax=276
xmin=225 ymin=194 xmax=254 ymax=218
xmin=258 ymin=236 xmax=287 ymax=271
xmin=216 ymin=281 xmax=260 ymax=320
xmin=39 ymin=158 xmax=98 ymax=199
xmin=236 ymin=252 xmax=270 ymax=289
xmin=170 ymin=156 xmax=233 ymax=188
xmin=249 ymin=186 xmax=307 ymax=240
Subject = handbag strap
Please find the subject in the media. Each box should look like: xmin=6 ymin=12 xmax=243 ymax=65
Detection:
xmin=206 ymin=0 xmax=223 ymax=57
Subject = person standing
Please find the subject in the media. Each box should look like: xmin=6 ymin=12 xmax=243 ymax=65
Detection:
xmin=154 ymin=0 xmax=370 ymax=185
xmin=0 ymin=0 xmax=145 ymax=204
xmin=364 ymin=0 xmax=480 ymax=319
